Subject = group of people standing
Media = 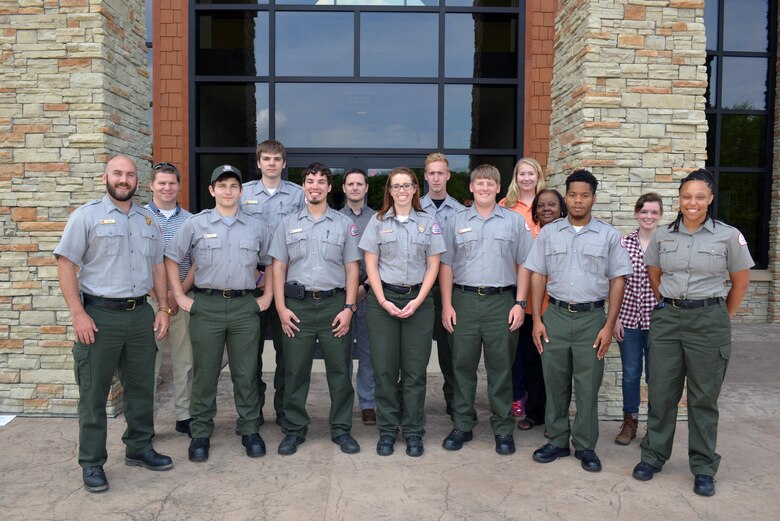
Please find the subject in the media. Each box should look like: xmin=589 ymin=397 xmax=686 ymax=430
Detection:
xmin=56 ymin=141 xmax=753 ymax=498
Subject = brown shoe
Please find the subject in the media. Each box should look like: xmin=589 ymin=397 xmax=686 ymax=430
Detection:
xmin=361 ymin=408 xmax=376 ymax=425
xmin=615 ymin=412 xmax=638 ymax=445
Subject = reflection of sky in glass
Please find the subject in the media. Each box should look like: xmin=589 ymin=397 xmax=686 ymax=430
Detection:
xmin=445 ymin=15 xmax=474 ymax=77
xmin=721 ymin=57 xmax=767 ymax=110
xmin=254 ymin=13 xmax=269 ymax=76
xmin=255 ymin=84 xmax=270 ymax=141
xmin=444 ymin=85 xmax=472 ymax=148
xmin=703 ymin=0 xmax=717 ymax=51
xmin=360 ymin=13 xmax=438 ymax=77
xmin=276 ymin=12 xmax=353 ymax=76
xmin=145 ymin=0 xmax=152 ymax=42
xmin=276 ymin=0 xmax=436 ymax=5
xmin=275 ymin=84 xmax=436 ymax=147
xmin=723 ymin=0 xmax=768 ymax=52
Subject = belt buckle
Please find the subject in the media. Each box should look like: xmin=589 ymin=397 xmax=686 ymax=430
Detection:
xmin=567 ymin=302 xmax=578 ymax=313
xmin=222 ymin=289 xmax=231 ymax=299
xmin=401 ymin=284 xmax=412 ymax=295
xmin=477 ymin=286 xmax=487 ymax=296
xmin=672 ymin=299 xmax=681 ymax=308
xmin=126 ymin=299 xmax=137 ymax=311
xmin=312 ymin=291 xmax=322 ymax=300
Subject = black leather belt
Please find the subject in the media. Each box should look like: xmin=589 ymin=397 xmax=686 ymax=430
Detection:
xmin=305 ymin=288 xmax=345 ymax=299
xmin=663 ymin=297 xmax=722 ymax=309
xmin=549 ymin=297 xmax=605 ymax=312
xmin=382 ymin=282 xmax=422 ymax=295
xmin=193 ymin=287 xmax=252 ymax=298
xmin=82 ymin=294 xmax=147 ymax=310
xmin=455 ymin=284 xmax=515 ymax=296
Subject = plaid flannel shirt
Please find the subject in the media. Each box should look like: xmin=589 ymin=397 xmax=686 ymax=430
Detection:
xmin=618 ymin=229 xmax=655 ymax=330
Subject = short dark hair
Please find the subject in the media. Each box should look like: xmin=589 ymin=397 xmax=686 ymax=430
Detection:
xmin=634 ymin=192 xmax=663 ymax=213
xmin=668 ymin=168 xmax=717 ymax=232
xmin=150 ymin=162 xmax=180 ymax=183
xmin=256 ymin=139 xmax=286 ymax=163
xmin=344 ymin=168 xmax=368 ymax=184
xmin=565 ymin=169 xmax=598 ymax=194
xmin=302 ymin=162 xmax=332 ymax=185
xmin=531 ymin=189 xmax=567 ymax=224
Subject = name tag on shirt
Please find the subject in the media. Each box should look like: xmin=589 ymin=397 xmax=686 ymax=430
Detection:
xmin=380 ymin=229 xmax=393 ymax=234
xmin=204 ymin=233 xmax=217 ymax=238
xmin=289 ymin=228 xmax=303 ymax=234
xmin=458 ymin=227 xmax=472 ymax=234
xmin=245 ymin=200 xmax=258 ymax=204
xmin=99 ymin=219 xmax=115 ymax=225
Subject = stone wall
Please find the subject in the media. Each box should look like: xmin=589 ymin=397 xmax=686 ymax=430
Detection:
xmin=771 ymin=3 xmax=780 ymax=322
xmin=549 ymin=0 xmax=711 ymax=419
xmin=0 ymin=0 xmax=150 ymax=415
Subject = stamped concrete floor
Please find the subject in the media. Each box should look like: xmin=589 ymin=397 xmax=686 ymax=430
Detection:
xmin=1 ymin=324 xmax=779 ymax=520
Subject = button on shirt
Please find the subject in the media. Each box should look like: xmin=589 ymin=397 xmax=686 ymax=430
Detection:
xmin=420 ymin=194 xmax=465 ymax=233
xmin=339 ymin=204 xmax=376 ymax=283
xmin=144 ymin=201 xmax=192 ymax=282
xmin=54 ymin=195 xmax=164 ymax=298
xmin=441 ymin=205 xmax=534 ymax=287
xmin=644 ymin=219 xmax=754 ymax=300
xmin=166 ymin=208 xmax=272 ymax=291
xmin=359 ymin=208 xmax=447 ymax=286
xmin=524 ymin=216 xmax=633 ymax=303
xmin=240 ymin=179 xmax=305 ymax=230
xmin=269 ymin=207 xmax=361 ymax=292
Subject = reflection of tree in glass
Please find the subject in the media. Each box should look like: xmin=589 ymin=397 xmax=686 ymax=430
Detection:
xmin=718 ymin=102 xmax=766 ymax=168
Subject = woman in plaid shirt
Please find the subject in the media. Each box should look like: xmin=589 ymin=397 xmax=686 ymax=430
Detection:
xmin=613 ymin=193 xmax=663 ymax=445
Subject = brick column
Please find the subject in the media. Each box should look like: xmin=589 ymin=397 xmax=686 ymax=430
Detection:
xmin=0 ymin=0 xmax=150 ymax=415
xmin=549 ymin=0 xmax=708 ymax=419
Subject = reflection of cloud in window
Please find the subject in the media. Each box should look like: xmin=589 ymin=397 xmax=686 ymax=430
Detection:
xmin=256 ymin=108 xmax=287 ymax=140
xmin=276 ymin=13 xmax=352 ymax=76
xmin=721 ymin=57 xmax=767 ymax=110
xmin=316 ymin=0 xmax=426 ymax=5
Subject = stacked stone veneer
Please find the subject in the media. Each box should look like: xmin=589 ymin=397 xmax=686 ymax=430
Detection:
xmin=771 ymin=3 xmax=780 ymax=323
xmin=548 ymin=0 xmax=714 ymax=419
xmin=0 ymin=0 xmax=150 ymax=415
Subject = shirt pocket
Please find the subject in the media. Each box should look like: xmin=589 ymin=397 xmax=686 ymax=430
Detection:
xmin=455 ymin=231 xmax=480 ymax=258
xmin=239 ymin=239 xmax=260 ymax=267
xmin=545 ymin=241 xmax=567 ymax=272
xmin=698 ymin=243 xmax=727 ymax=274
xmin=323 ymin=233 xmax=346 ymax=262
xmin=194 ymin=238 xmax=222 ymax=267
xmin=139 ymin=225 xmax=158 ymax=257
xmin=378 ymin=230 xmax=399 ymax=261
xmin=285 ymin=233 xmax=307 ymax=262
xmin=493 ymin=229 xmax=513 ymax=257
xmin=583 ymin=243 xmax=608 ymax=274
xmin=658 ymin=241 xmax=680 ymax=272
xmin=95 ymin=225 xmax=122 ymax=257
xmin=411 ymin=230 xmax=431 ymax=258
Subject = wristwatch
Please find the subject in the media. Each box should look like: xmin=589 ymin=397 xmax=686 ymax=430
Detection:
xmin=159 ymin=307 xmax=173 ymax=315
xmin=515 ymin=300 xmax=527 ymax=309
xmin=344 ymin=303 xmax=357 ymax=312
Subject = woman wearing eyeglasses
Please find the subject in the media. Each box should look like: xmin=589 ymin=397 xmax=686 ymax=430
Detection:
xmin=358 ymin=167 xmax=446 ymax=457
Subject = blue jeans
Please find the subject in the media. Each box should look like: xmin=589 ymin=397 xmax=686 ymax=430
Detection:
xmin=618 ymin=327 xmax=650 ymax=414
xmin=349 ymin=299 xmax=375 ymax=409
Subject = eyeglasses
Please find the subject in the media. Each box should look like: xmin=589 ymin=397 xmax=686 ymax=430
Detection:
xmin=390 ymin=183 xmax=414 ymax=192
xmin=152 ymin=162 xmax=179 ymax=174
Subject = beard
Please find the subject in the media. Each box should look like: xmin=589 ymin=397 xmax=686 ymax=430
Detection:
xmin=106 ymin=181 xmax=136 ymax=202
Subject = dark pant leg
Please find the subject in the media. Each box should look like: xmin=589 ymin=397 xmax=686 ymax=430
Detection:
xmin=352 ymin=298 xmax=375 ymax=410
xmin=74 ymin=306 xmax=127 ymax=467
xmin=315 ymin=295 xmax=355 ymax=438
xmin=519 ymin=318 xmax=546 ymax=424
xmin=367 ymin=291 xmax=402 ymax=438
xmin=540 ymin=305 xmax=574 ymax=448
xmin=225 ymin=295 xmax=262 ymax=435
xmin=618 ymin=327 xmax=649 ymax=414
xmin=399 ymin=291 xmax=434 ymax=438
xmin=281 ymin=296 xmax=317 ymax=438
xmin=569 ymin=308 xmax=606 ymax=451
xmin=481 ymin=292 xmax=518 ymax=436
xmin=641 ymin=305 xmax=686 ymax=468
xmin=433 ymin=285 xmax=455 ymax=409
xmin=118 ymin=303 xmax=157 ymax=456
xmin=682 ymin=302 xmax=731 ymax=476
xmin=511 ymin=336 xmax=526 ymax=402
xmin=188 ymin=294 xmax=228 ymax=439
xmin=450 ymin=290 xmax=484 ymax=432
xmin=259 ymin=300 xmax=286 ymax=417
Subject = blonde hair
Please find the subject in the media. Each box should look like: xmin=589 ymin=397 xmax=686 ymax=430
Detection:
xmin=470 ymin=164 xmax=501 ymax=184
xmin=504 ymin=157 xmax=546 ymax=207
xmin=425 ymin=153 xmax=449 ymax=170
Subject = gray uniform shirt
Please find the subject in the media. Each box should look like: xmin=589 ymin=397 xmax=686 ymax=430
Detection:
xmin=359 ymin=208 xmax=447 ymax=286
xmin=644 ymin=219 xmax=754 ymax=300
xmin=240 ymin=179 xmax=305 ymax=230
xmin=524 ymin=216 xmax=633 ymax=303
xmin=53 ymin=194 xmax=164 ymax=298
xmin=339 ymin=204 xmax=376 ymax=283
xmin=269 ymin=206 xmax=361 ymax=291
xmin=441 ymin=204 xmax=534 ymax=287
xmin=420 ymin=193 xmax=465 ymax=233
xmin=166 ymin=208 xmax=272 ymax=291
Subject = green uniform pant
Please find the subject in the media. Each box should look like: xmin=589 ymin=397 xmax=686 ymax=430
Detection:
xmin=282 ymin=294 xmax=354 ymax=438
xmin=432 ymin=284 xmax=455 ymax=410
xmin=540 ymin=304 xmax=605 ymax=451
xmin=188 ymin=293 xmax=261 ymax=438
xmin=450 ymin=289 xmax=518 ymax=435
xmin=72 ymin=303 xmax=156 ymax=467
xmin=640 ymin=301 xmax=730 ymax=476
xmin=367 ymin=288 xmax=433 ymax=439
xmin=256 ymin=290 xmax=285 ymax=417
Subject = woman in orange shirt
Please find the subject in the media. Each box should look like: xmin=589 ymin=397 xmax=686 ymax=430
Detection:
xmin=498 ymin=158 xmax=546 ymax=419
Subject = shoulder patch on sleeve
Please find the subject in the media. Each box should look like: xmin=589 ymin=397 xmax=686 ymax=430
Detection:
xmin=431 ymin=222 xmax=442 ymax=235
xmin=350 ymin=224 xmax=359 ymax=237
xmin=738 ymin=233 xmax=747 ymax=246
xmin=524 ymin=221 xmax=531 ymax=232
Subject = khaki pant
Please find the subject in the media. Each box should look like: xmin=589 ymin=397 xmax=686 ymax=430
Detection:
xmin=150 ymin=294 xmax=193 ymax=421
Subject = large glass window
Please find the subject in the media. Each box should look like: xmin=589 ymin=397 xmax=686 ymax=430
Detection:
xmin=704 ymin=0 xmax=775 ymax=267
xmin=192 ymin=2 xmax=525 ymax=209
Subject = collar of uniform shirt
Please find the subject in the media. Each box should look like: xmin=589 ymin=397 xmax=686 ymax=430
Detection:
xmin=206 ymin=207 xmax=250 ymax=224
xmin=466 ymin=203 xmax=503 ymax=221
xmin=383 ymin=207 xmax=422 ymax=222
